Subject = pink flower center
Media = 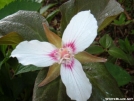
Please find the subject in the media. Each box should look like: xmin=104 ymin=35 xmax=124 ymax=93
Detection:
xmin=58 ymin=48 xmax=74 ymax=64
xmin=49 ymin=47 xmax=74 ymax=65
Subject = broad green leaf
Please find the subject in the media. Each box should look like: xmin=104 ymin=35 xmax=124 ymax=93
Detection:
xmin=86 ymin=45 xmax=104 ymax=54
xmin=99 ymin=34 xmax=113 ymax=49
xmin=15 ymin=64 xmax=41 ymax=75
xmin=0 ymin=0 xmax=14 ymax=9
xmin=60 ymin=0 xmax=124 ymax=33
xmin=108 ymin=46 xmax=134 ymax=65
xmin=0 ymin=0 xmax=42 ymax=19
xmin=108 ymin=46 xmax=128 ymax=60
xmin=0 ymin=10 xmax=48 ymax=41
xmin=33 ymin=63 xmax=123 ymax=101
xmin=0 ymin=32 xmax=23 ymax=45
xmin=105 ymin=62 xmax=131 ymax=86
xmin=98 ymin=15 xmax=117 ymax=31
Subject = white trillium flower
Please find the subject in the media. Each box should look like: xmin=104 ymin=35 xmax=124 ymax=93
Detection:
xmin=11 ymin=10 xmax=98 ymax=101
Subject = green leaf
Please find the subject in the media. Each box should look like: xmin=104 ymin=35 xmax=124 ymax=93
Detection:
xmin=119 ymin=13 xmax=126 ymax=22
xmin=0 ymin=32 xmax=23 ymax=45
xmin=15 ymin=64 xmax=41 ymax=75
xmin=113 ymin=13 xmax=126 ymax=25
xmin=108 ymin=45 xmax=134 ymax=65
xmin=0 ymin=45 xmax=8 ymax=56
xmin=33 ymin=63 xmax=123 ymax=101
xmin=119 ymin=39 xmax=127 ymax=52
xmin=0 ymin=49 xmax=10 ymax=69
xmin=60 ymin=0 xmax=124 ymax=33
xmin=0 ymin=0 xmax=42 ymax=19
xmin=124 ymin=38 xmax=132 ymax=53
xmin=119 ymin=38 xmax=132 ymax=53
xmin=99 ymin=34 xmax=113 ymax=49
xmin=0 ymin=0 xmax=14 ymax=9
xmin=105 ymin=62 xmax=131 ymax=86
xmin=108 ymin=46 xmax=128 ymax=60
xmin=46 ymin=9 xmax=60 ymax=22
xmin=86 ymin=45 xmax=104 ymax=54
xmin=98 ymin=15 xmax=118 ymax=31
xmin=0 ymin=57 xmax=9 ymax=70
xmin=40 ymin=3 xmax=57 ymax=14
xmin=0 ymin=10 xmax=48 ymax=41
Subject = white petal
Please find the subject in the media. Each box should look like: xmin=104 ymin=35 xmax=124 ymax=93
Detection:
xmin=11 ymin=40 xmax=58 ymax=67
xmin=60 ymin=59 xmax=92 ymax=101
xmin=62 ymin=10 xmax=98 ymax=54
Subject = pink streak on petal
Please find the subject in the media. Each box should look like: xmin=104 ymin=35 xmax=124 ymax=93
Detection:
xmin=64 ymin=59 xmax=74 ymax=70
xmin=63 ymin=41 xmax=76 ymax=53
xmin=48 ymin=49 xmax=58 ymax=61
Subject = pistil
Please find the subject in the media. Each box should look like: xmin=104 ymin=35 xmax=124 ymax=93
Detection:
xmin=58 ymin=48 xmax=74 ymax=64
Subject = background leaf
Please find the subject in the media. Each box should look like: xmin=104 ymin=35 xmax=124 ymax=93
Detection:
xmin=0 ymin=32 xmax=23 ymax=45
xmin=46 ymin=9 xmax=60 ymax=22
xmin=33 ymin=63 xmax=123 ymax=101
xmin=40 ymin=3 xmax=57 ymax=14
xmin=15 ymin=64 xmax=41 ymax=75
xmin=0 ymin=10 xmax=48 ymax=41
xmin=119 ymin=38 xmax=133 ymax=53
xmin=105 ymin=62 xmax=131 ymax=86
xmin=0 ymin=0 xmax=42 ymax=19
xmin=0 ymin=47 xmax=11 ymax=70
xmin=86 ymin=45 xmax=104 ymax=54
xmin=0 ymin=0 xmax=14 ymax=9
xmin=60 ymin=0 xmax=124 ymax=33
xmin=108 ymin=46 xmax=128 ymax=60
xmin=99 ymin=34 xmax=113 ymax=49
